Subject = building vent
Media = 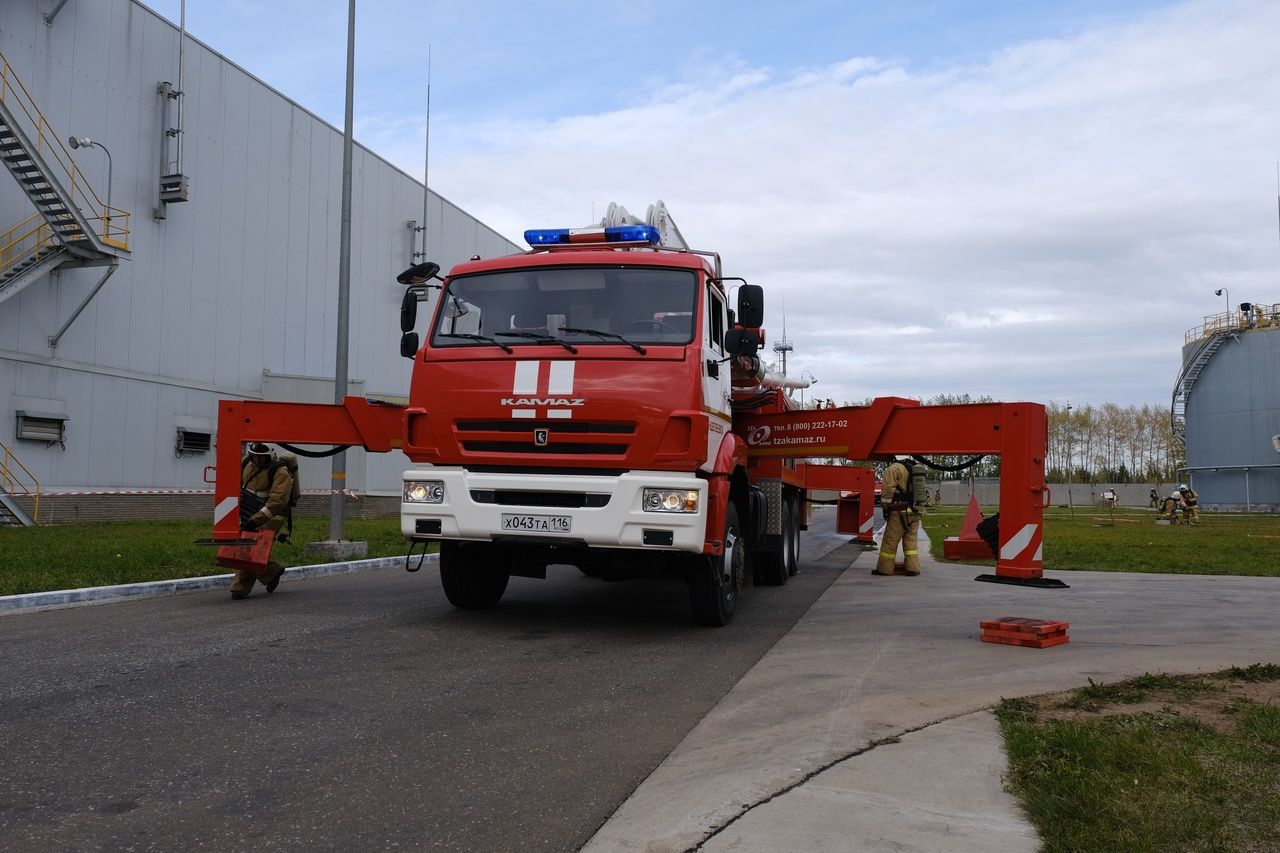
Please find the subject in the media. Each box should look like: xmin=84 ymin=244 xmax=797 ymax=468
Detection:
xmin=176 ymin=428 xmax=213 ymax=455
xmin=15 ymin=410 xmax=67 ymax=444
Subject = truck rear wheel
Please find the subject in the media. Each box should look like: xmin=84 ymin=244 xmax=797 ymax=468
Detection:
xmin=785 ymin=496 xmax=801 ymax=577
xmin=439 ymin=541 xmax=510 ymax=609
xmin=690 ymin=505 xmax=743 ymax=626
xmin=758 ymin=495 xmax=797 ymax=586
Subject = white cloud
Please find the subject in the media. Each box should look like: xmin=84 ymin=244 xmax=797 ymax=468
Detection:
xmin=361 ymin=0 xmax=1280 ymax=407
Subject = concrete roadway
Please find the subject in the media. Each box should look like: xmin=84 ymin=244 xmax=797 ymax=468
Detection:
xmin=0 ymin=521 xmax=860 ymax=852
xmin=584 ymin=513 xmax=1280 ymax=852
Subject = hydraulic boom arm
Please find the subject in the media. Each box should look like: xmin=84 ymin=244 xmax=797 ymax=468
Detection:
xmin=734 ymin=397 xmax=1050 ymax=582
xmin=211 ymin=397 xmax=405 ymax=542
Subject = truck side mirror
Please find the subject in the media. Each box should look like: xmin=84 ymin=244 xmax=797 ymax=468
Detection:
xmin=400 ymin=289 xmax=419 ymax=333
xmin=397 ymin=261 xmax=440 ymax=285
xmin=737 ymin=284 xmax=764 ymax=328
xmin=400 ymin=331 xmax=420 ymax=359
xmin=723 ymin=328 xmax=760 ymax=357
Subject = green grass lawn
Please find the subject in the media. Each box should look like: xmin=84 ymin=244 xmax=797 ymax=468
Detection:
xmin=924 ymin=505 xmax=1280 ymax=576
xmin=997 ymin=665 xmax=1280 ymax=852
xmin=0 ymin=515 xmax=419 ymax=596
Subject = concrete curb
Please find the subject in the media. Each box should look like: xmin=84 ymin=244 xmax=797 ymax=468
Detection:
xmin=0 ymin=553 xmax=439 ymax=616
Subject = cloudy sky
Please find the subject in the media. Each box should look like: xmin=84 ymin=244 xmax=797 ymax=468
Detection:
xmin=145 ymin=0 xmax=1279 ymax=408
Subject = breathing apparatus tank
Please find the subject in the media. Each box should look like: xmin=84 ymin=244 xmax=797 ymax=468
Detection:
xmin=910 ymin=462 xmax=929 ymax=509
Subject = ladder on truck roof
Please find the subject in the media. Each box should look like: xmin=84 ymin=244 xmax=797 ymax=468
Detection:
xmin=599 ymin=200 xmax=689 ymax=250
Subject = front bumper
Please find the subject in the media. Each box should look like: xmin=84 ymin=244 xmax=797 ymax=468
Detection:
xmin=401 ymin=468 xmax=707 ymax=553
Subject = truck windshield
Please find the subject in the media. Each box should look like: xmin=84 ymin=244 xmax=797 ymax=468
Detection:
xmin=430 ymin=266 xmax=698 ymax=349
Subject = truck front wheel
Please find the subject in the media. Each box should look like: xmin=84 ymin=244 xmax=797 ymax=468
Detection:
xmin=439 ymin=541 xmax=510 ymax=609
xmin=690 ymin=505 xmax=744 ymax=626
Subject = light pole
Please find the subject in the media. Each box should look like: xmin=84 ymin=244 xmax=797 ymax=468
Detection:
xmin=330 ymin=0 xmax=357 ymax=545
xmin=1215 ymin=287 xmax=1230 ymax=314
xmin=1065 ymin=404 xmax=1075 ymax=519
xmin=68 ymin=136 xmax=113 ymax=232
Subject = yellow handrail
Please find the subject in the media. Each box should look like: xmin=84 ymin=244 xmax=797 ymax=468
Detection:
xmin=1184 ymin=303 xmax=1280 ymax=344
xmin=0 ymin=49 xmax=130 ymax=251
xmin=0 ymin=439 xmax=40 ymax=523
xmin=0 ymin=214 xmax=56 ymax=280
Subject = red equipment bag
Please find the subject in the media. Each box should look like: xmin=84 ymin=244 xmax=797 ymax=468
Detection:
xmin=215 ymin=529 xmax=276 ymax=574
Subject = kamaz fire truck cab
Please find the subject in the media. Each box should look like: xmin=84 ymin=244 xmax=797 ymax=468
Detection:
xmin=397 ymin=202 xmax=780 ymax=625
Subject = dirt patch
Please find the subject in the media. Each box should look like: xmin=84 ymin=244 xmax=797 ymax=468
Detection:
xmin=1025 ymin=674 xmax=1279 ymax=733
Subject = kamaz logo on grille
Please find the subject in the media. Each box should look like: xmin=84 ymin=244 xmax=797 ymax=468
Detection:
xmin=507 ymin=362 xmax=580 ymax=419
xmin=501 ymin=398 xmax=584 ymax=407
xmin=533 ymin=428 xmax=550 ymax=447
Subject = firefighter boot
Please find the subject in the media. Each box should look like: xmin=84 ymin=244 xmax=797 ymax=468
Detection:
xmin=229 ymin=570 xmax=257 ymax=600
xmin=264 ymin=560 xmax=286 ymax=594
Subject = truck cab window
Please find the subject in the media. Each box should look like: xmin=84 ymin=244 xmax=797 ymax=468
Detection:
xmin=708 ymin=288 xmax=726 ymax=354
xmin=431 ymin=266 xmax=697 ymax=349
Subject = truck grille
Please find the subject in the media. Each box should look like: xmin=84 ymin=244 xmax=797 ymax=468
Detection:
xmin=470 ymin=490 xmax=610 ymax=508
xmin=456 ymin=420 xmax=635 ymax=456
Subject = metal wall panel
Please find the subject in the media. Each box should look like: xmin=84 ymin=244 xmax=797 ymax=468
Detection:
xmin=0 ymin=0 xmax=520 ymax=491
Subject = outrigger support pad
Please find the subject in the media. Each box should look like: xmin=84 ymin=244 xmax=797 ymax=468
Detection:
xmin=974 ymin=573 xmax=1070 ymax=589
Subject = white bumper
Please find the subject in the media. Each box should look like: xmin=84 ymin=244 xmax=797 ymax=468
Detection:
xmin=401 ymin=468 xmax=707 ymax=553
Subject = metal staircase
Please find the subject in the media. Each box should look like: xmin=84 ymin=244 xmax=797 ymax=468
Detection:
xmin=1170 ymin=330 xmax=1229 ymax=446
xmin=1 ymin=439 xmax=39 ymax=527
xmin=0 ymin=50 xmax=128 ymax=305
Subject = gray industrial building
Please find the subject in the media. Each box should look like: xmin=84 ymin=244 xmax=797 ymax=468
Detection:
xmin=0 ymin=0 xmax=520 ymax=523
xmin=1173 ymin=303 xmax=1280 ymax=511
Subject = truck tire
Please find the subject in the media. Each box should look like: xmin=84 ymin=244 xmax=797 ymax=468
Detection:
xmin=785 ymin=496 xmax=801 ymax=577
xmin=759 ymin=495 xmax=797 ymax=586
xmin=439 ymin=541 xmax=510 ymax=609
xmin=690 ymin=504 xmax=743 ymax=626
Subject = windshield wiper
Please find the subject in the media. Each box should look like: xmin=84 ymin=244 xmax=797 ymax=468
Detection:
xmin=558 ymin=326 xmax=647 ymax=355
xmin=439 ymin=333 xmax=514 ymax=353
xmin=494 ymin=332 xmax=579 ymax=353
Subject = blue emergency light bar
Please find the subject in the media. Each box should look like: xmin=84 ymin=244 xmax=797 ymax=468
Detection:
xmin=524 ymin=224 xmax=661 ymax=246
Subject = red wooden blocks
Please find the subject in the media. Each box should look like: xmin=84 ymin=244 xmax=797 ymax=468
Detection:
xmin=980 ymin=616 xmax=1069 ymax=649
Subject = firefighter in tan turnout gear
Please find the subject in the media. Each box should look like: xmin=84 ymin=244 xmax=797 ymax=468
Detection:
xmin=1179 ymin=485 xmax=1200 ymax=525
xmin=874 ymin=456 xmax=924 ymax=576
xmin=228 ymin=442 xmax=295 ymax=600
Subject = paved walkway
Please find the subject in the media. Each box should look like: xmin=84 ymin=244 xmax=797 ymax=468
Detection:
xmin=582 ymin=513 xmax=1280 ymax=852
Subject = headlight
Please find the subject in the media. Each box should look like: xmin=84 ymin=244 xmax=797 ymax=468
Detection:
xmin=404 ymin=480 xmax=445 ymax=503
xmin=643 ymin=488 xmax=699 ymax=513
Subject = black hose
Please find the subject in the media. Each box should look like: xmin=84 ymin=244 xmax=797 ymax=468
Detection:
xmin=909 ymin=454 xmax=987 ymax=473
xmin=276 ymin=442 xmax=349 ymax=458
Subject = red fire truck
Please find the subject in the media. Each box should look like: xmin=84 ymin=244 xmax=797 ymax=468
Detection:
xmin=211 ymin=202 xmax=1056 ymax=625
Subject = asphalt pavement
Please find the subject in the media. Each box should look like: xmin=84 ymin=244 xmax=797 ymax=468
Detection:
xmin=0 ymin=520 xmax=848 ymax=852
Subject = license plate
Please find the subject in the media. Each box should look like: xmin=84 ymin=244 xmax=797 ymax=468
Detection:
xmin=500 ymin=513 xmax=572 ymax=534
